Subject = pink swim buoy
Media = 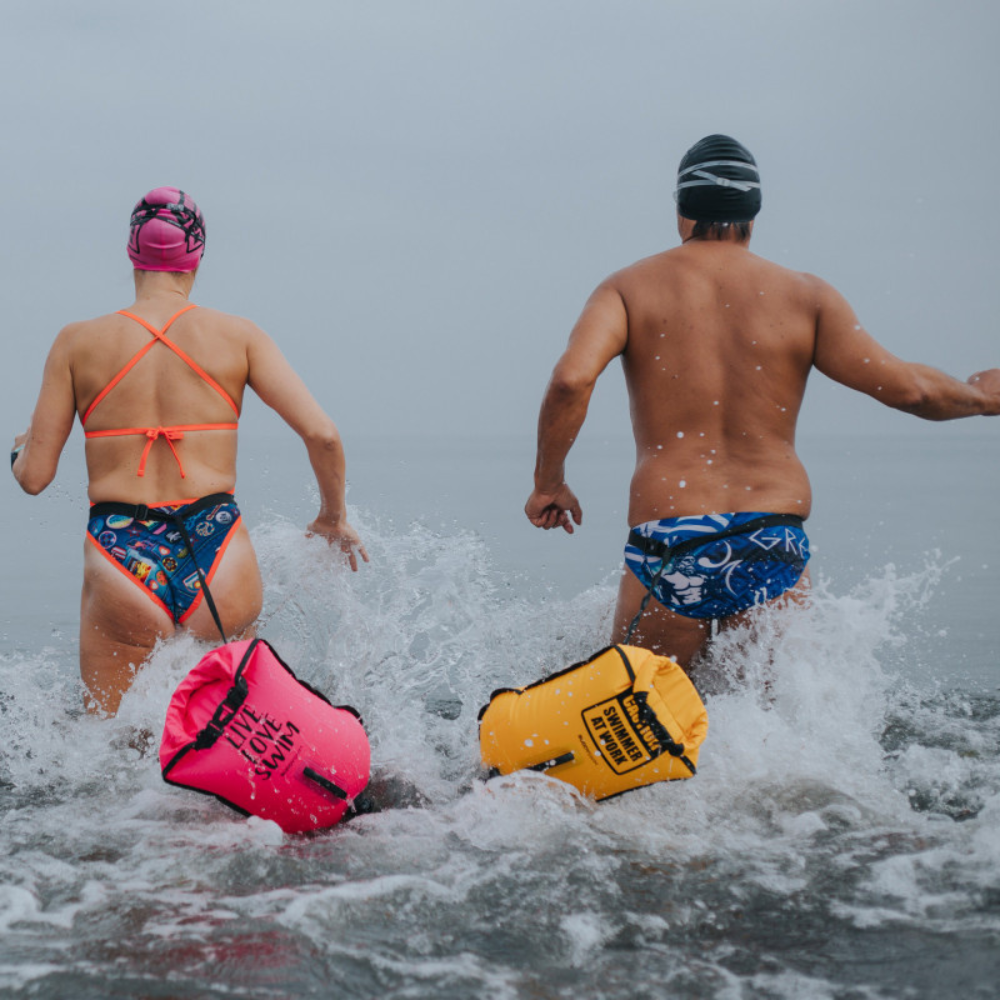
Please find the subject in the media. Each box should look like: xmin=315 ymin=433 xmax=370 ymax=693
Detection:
xmin=160 ymin=638 xmax=370 ymax=834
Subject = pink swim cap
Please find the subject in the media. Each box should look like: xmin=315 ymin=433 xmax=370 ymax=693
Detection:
xmin=127 ymin=187 xmax=206 ymax=272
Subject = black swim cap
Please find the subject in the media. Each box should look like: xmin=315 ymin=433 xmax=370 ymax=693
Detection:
xmin=675 ymin=134 xmax=761 ymax=223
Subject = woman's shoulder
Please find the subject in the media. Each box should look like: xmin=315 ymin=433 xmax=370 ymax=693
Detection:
xmin=51 ymin=311 xmax=123 ymax=354
xmin=189 ymin=305 xmax=265 ymax=341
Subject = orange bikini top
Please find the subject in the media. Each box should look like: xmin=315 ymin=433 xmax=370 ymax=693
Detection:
xmin=81 ymin=304 xmax=239 ymax=478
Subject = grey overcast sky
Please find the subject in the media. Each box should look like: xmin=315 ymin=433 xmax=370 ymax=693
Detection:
xmin=2 ymin=0 xmax=998 ymax=446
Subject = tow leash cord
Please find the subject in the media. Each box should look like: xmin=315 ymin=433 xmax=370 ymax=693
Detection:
xmin=623 ymin=558 xmax=669 ymax=646
xmin=166 ymin=511 xmax=227 ymax=645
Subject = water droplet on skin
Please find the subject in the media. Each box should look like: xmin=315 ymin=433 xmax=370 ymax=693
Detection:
xmin=755 ymin=365 xmax=762 ymax=371
xmin=679 ymin=480 xmax=687 ymax=488
xmin=863 ymin=358 xmax=870 ymax=363
xmin=676 ymin=431 xmax=684 ymax=439
xmin=713 ymin=400 xmax=719 ymax=406
xmin=854 ymin=324 xmax=861 ymax=330
xmin=656 ymin=444 xmax=663 ymax=450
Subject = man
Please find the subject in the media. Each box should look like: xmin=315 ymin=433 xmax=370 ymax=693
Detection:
xmin=12 ymin=187 xmax=367 ymax=715
xmin=525 ymin=135 xmax=1000 ymax=669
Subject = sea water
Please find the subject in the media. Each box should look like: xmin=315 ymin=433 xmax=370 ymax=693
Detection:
xmin=1 ymin=428 xmax=998 ymax=999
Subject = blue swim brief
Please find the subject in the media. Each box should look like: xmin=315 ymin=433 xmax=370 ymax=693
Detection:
xmin=86 ymin=493 xmax=241 ymax=623
xmin=624 ymin=512 xmax=810 ymax=620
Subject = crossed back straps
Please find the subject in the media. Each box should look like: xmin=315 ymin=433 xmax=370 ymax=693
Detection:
xmin=81 ymin=304 xmax=239 ymax=478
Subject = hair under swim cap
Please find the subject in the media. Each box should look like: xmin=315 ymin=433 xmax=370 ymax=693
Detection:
xmin=675 ymin=135 xmax=761 ymax=223
xmin=127 ymin=187 xmax=206 ymax=272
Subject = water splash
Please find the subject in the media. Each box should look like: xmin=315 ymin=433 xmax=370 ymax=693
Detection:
xmin=0 ymin=513 xmax=997 ymax=998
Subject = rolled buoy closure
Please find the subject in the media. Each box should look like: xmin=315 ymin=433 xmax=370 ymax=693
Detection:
xmin=478 ymin=644 xmax=708 ymax=800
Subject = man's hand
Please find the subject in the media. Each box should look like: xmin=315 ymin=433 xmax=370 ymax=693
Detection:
xmin=11 ymin=429 xmax=27 ymax=471
xmin=967 ymin=369 xmax=1000 ymax=415
xmin=307 ymin=517 xmax=370 ymax=571
xmin=525 ymin=484 xmax=583 ymax=533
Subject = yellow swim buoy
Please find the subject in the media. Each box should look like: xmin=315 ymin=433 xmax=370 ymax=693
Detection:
xmin=478 ymin=644 xmax=708 ymax=800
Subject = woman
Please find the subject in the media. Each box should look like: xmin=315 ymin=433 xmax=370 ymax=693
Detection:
xmin=12 ymin=187 xmax=367 ymax=715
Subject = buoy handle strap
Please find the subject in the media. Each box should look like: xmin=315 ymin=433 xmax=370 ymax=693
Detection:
xmin=526 ymin=752 xmax=575 ymax=772
xmin=303 ymin=766 xmax=350 ymax=801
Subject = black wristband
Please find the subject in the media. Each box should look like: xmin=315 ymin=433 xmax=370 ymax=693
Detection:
xmin=11 ymin=447 xmax=22 ymax=469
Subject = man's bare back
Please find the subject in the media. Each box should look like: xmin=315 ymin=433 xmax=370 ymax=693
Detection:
xmin=611 ymin=238 xmax=818 ymax=523
xmin=525 ymin=134 xmax=1000 ymax=669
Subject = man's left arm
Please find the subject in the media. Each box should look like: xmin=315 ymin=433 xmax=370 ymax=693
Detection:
xmin=525 ymin=283 xmax=628 ymax=533
xmin=812 ymin=278 xmax=1000 ymax=419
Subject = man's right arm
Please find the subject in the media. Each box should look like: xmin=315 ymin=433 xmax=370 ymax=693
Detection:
xmin=811 ymin=277 xmax=1000 ymax=419
xmin=525 ymin=283 xmax=629 ymax=532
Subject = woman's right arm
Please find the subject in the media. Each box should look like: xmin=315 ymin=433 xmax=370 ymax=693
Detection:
xmin=13 ymin=328 xmax=78 ymax=495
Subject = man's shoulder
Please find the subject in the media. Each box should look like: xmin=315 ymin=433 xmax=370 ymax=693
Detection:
xmin=772 ymin=265 xmax=837 ymax=304
xmin=607 ymin=247 xmax=680 ymax=279
xmin=601 ymin=246 xmax=837 ymax=303
xmin=595 ymin=249 xmax=675 ymax=299
xmin=753 ymin=257 xmax=834 ymax=296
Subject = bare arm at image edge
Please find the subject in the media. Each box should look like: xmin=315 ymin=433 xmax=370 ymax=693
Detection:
xmin=811 ymin=277 xmax=1000 ymax=419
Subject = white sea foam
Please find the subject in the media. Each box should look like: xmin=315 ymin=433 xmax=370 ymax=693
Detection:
xmin=0 ymin=507 xmax=997 ymax=998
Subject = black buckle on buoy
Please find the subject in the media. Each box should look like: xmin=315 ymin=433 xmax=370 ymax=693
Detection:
xmin=194 ymin=676 xmax=249 ymax=750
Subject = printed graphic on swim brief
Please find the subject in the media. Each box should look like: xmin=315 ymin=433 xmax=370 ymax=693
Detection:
xmin=624 ymin=512 xmax=810 ymax=620
xmin=87 ymin=501 xmax=240 ymax=620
